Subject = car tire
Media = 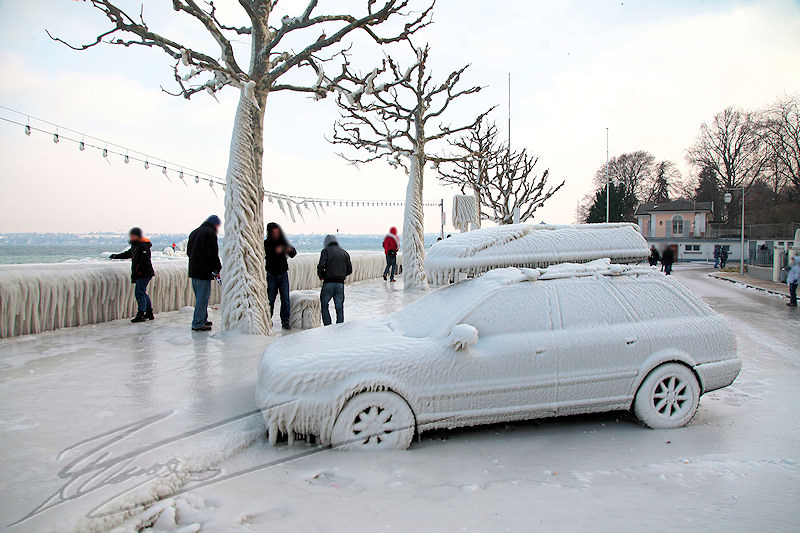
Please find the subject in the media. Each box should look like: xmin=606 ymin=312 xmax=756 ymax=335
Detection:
xmin=331 ymin=391 xmax=415 ymax=450
xmin=633 ymin=363 xmax=700 ymax=429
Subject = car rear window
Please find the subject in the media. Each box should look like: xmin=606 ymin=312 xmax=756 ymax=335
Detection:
xmin=609 ymin=277 xmax=700 ymax=320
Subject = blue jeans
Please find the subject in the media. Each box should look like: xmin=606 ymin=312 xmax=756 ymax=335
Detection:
xmin=320 ymin=282 xmax=345 ymax=325
xmin=267 ymin=272 xmax=291 ymax=327
xmin=134 ymin=277 xmax=152 ymax=313
xmin=191 ymin=278 xmax=211 ymax=329
xmin=383 ymin=253 xmax=397 ymax=280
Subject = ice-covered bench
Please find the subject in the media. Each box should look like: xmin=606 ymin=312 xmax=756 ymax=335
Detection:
xmin=289 ymin=290 xmax=322 ymax=330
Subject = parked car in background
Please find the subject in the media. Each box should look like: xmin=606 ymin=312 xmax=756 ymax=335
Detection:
xmin=256 ymin=260 xmax=740 ymax=450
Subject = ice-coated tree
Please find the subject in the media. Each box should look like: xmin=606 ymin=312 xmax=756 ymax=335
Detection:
xmin=439 ymin=118 xmax=564 ymax=224
xmin=330 ymin=40 xmax=489 ymax=290
xmin=49 ymin=0 xmax=432 ymax=334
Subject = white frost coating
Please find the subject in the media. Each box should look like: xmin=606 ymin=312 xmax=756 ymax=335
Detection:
xmin=242 ymin=80 xmax=259 ymax=109
xmin=402 ymin=154 xmax=429 ymax=290
xmin=256 ymin=262 xmax=740 ymax=447
xmin=220 ymin=92 xmax=271 ymax=335
xmin=425 ymin=223 xmax=649 ymax=287
xmin=447 ymin=323 xmax=478 ymax=350
xmin=0 ymin=253 xmax=393 ymax=338
xmin=0 ymin=260 xmax=219 ymax=338
xmin=289 ymin=290 xmax=322 ymax=330
xmin=452 ymin=194 xmax=478 ymax=233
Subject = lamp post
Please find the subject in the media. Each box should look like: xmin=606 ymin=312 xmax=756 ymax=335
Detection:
xmin=723 ymin=187 xmax=745 ymax=276
xmin=605 ymin=128 xmax=609 ymax=223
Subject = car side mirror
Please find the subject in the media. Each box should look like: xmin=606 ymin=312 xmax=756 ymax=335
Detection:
xmin=448 ymin=324 xmax=479 ymax=351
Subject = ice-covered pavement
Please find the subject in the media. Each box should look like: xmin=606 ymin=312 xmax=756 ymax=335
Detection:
xmin=1 ymin=266 xmax=798 ymax=532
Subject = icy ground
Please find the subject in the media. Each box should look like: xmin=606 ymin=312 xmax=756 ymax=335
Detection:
xmin=1 ymin=266 xmax=798 ymax=532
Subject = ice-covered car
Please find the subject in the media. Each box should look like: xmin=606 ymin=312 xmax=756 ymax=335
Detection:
xmin=256 ymin=259 xmax=740 ymax=450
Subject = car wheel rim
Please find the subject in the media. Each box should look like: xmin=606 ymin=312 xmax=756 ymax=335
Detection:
xmin=348 ymin=405 xmax=400 ymax=448
xmin=651 ymin=375 xmax=692 ymax=419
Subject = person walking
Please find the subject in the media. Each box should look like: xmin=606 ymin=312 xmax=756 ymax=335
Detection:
xmin=382 ymin=226 xmax=399 ymax=282
xmin=719 ymin=247 xmax=729 ymax=269
xmin=648 ymin=245 xmax=660 ymax=267
xmin=187 ymin=215 xmax=222 ymax=331
xmin=787 ymin=255 xmax=799 ymax=307
xmin=661 ymin=245 xmax=675 ymax=275
xmin=110 ymin=227 xmax=155 ymax=323
xmin=264 ymin=222 xmax=297 ymax=330
xmin=713 ymin=245 xmax=720 ymax=268
xmin=318 ymin=234 xmax=352 ymax=325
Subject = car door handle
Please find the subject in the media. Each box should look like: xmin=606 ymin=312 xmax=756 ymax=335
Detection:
xmin=625 ymin=336 xmax=638 ymax=345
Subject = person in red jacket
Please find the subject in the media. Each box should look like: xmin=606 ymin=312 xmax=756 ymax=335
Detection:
xmin=382 ymin=227 xmax=400 ymax=282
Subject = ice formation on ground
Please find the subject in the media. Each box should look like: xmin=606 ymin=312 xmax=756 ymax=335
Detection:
xmin=256 ymin=259 xmax=739 ymax=448
xmin=289 ymin=290 xmax=322 ymax=330
xmin=425 ymin=223 xmax=649 ymax=287
xmin=0 ymin=252 xmax=400 ymax=337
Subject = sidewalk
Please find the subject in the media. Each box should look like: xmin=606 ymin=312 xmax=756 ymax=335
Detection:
xmin=709 ymin=270 xmax=790 ymax=298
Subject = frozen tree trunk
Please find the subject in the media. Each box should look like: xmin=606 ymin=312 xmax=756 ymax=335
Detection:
xmin=220 ymin=91 xmax=271 ymax=335
xmin=402 ymin=153 xmax=429 ymax=290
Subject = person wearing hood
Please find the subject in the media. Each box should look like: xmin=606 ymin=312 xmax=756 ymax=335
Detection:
xmin=787 ymin=255 xmax=800 ymax=307
xmin=110 ymin=227 xmax=155 ymax=323
xmin=317 ymin=234 xmax=352 ymax=325
xmin=382 ymin=227 xmax=399 ymax=282
xmin=264 ymin=222 xmax=297 ymax=329
xmin=648 ymin=245 xmax=660 ymax=267
xmin=187 ymin=215 xmax=222 ymax=331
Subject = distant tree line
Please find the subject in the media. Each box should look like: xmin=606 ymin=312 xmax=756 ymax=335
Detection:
xmin=581 ymin=95 xmax=800 ymax=227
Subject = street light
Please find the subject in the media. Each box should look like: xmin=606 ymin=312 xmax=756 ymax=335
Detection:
xmin=723 ymin=187 xmax=745 ymax=276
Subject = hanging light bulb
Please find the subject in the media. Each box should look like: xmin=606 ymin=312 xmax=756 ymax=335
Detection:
xmin=24 ymin=125 xmax=30 ymax=136
xmin=162 ymin=166 xmax=167 ymax=175
xmin=102 ymin=148 xmax=108 ymax=158
xmin=209 ymin=180 xmax=214 ymax=188
xmin=195 ymin=175 xmax=200 ymax=183
xmin=79 ymin=141 xmax=85 ymax=151
xmin=179 ymin=170 xmax=184 ymax=179
xmin=53 ymin=133 xmax=59 ymax=143
xmin=124 ymin=154 xmax=129 ymax=164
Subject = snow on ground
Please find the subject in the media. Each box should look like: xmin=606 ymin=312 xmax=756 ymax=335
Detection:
xmin=0 ymin=265 xmax=798 ymax=532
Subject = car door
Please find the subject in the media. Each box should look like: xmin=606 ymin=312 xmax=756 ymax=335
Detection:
xmin=436 ymin=284 xmax=559 ymax=424
xmin=548 ymin=277 xmax=646 ymax=414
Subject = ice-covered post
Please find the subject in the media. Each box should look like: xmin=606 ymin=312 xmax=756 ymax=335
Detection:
xmin=331 ymin=41 xmax=489 ymax=289
xmin=48 ymin=0 xmax=432 ymax=333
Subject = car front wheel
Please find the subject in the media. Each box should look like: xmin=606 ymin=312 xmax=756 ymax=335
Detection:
xmin=634 ymin=363 xmax=700 ymax=429
xmin=331 ymin=391 xmax=415 ymax=450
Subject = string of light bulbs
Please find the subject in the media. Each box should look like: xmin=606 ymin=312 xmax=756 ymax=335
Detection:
xmin=0 ymin=105 xmax=442 ymax=222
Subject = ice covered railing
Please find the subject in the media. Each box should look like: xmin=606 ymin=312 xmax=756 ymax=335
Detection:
xmin=425 ymin=223 xmax=648 ymax=287
xmin=0 ymin=252 xmax=399 ymax=338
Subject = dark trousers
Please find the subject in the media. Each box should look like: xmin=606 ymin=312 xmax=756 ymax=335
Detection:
xmin=268 ymin=272 xmax=291 ymax=327
xmin=384 ymin=253 xmax=397 ymax=280
xmin=790 ymin=283 xmax=798 ymax=306
xmin=320 ymin=281 xmax=345 ymax=325
xmin=134 ymin=277 xmax=152 ymax=313
xmin=664 ymin=263 xmax=673 ymax=275
xmin=191 ymin=278 xmax=211 ymax=329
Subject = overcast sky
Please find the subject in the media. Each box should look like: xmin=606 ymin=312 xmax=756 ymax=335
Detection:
xmin=0 ymin=0 xmax=798 ymax=235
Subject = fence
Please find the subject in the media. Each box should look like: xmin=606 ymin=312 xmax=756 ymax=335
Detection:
xmin=707 ymin=222 xmax=800 ymax=239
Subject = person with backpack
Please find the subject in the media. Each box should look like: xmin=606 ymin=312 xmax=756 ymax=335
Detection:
xmin=110 ymin=227 xmax=155 ymax=323
xmin=382 ymin=226 xmax=399 ymax=282
xmin=318 ymin=234 xmax=352 ymax=325
xmin=187 ymin=215 xmax=222 ymax=331
xmin=264 ymin=222 xmax=297 ymax=330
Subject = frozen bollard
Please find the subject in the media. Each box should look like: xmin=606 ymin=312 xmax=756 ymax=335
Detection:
xmin=289 ymin=290 xmax=322 ymax=330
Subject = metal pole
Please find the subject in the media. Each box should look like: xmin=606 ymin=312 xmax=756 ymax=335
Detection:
xmin=740 ymin=187 xmax=745 ymax=276
xmin=605 ymin=128 xmax=609 ymax=223
xmin=508 ymin=73 xmax=511 ymax=151
xmin=440 ymin=198 xmax=445 ymax=239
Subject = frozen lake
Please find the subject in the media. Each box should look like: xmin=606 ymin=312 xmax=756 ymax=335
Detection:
xmin=0 ymin=265 xmax=798 ymax=532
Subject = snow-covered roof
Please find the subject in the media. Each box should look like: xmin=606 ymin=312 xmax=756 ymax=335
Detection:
xmin=425 ymin=223 xmax=649 ymax=287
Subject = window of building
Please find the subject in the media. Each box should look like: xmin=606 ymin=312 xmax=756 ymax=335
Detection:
xmin=671 ymin=215 xmax=684 ymax=236
xmin=685 ymin=244 xmax=700 ymax=253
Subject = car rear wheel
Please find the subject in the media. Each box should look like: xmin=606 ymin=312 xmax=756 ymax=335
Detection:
xmin=634 ymin=363 xmax=700 ymax=429
xmin=331 ymin=391 xmax=415 ymax=450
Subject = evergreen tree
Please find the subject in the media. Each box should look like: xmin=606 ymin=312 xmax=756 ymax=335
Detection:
xmin=584 ymin=183 xmax=638 ymax=223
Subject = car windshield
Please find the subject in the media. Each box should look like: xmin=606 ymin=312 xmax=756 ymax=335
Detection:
xmin=388 ymin=282 xmax=482 ymax=338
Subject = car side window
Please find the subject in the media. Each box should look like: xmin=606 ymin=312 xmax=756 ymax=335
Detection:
xmin=552 ymin=278 xmax=631 ymax=329
xmin=611 ymin=278 xmax=697 ymax=320
xmin=461 ymin=286 xmax=551 ymax=336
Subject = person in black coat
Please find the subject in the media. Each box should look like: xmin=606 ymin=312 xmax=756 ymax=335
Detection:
xmin=318 ymin=234 xmax=353 ymax=325
xmin=661 ymin=245 xmax=675 ymax=275
xmin=187 ymin=215 xmax=222 ymax=331
xmin=264 ymin=222 xmax=297 ymax=329
xmin=110 ymin=227 xmax=155 ymax=323
xmin=648 ymin=245 xmax=660 ymax=267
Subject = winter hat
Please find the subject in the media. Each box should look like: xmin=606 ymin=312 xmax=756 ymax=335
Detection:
xmin=389 ymin=227 xmax=398 ymax=235
xmin=205 ymin=215 xmax=222 ymax=226
xmin=324 ymin=234 xmax=338 ymax=247
xmin=128 ymin=227 xmax=143 ymax=238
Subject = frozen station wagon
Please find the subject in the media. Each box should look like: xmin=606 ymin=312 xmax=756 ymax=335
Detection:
xmin=256 ymin=259 xmax=740 ymax=450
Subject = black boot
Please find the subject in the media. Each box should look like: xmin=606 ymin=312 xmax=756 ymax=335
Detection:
xmin=131 ymin=311 xmax=146 ymax=323
xmin=145 ymin=309 xmax=154 ymax=320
